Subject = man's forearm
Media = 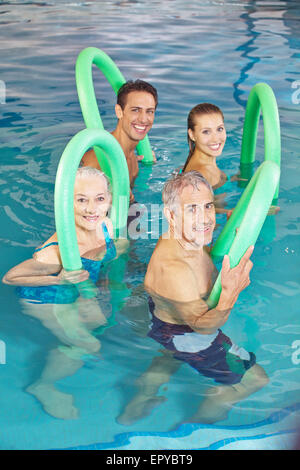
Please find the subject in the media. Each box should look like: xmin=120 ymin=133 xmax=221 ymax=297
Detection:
xmin=192 ymin=306 xmax=231 ymax=332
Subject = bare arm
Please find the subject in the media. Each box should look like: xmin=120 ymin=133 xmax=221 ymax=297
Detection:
xmin=103 ymin=218 xmax=130 ymax=258
xmin=2 ymin=258 xmax=63 ymax=286
xmin=172 ymin=296 xmax=232 ymax=334
xmin=157 ymin=246 xmax=254 ymax=334
xmin=80 ymin=149 xmax=101 ymax=170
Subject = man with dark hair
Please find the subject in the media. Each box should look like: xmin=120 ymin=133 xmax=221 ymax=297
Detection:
xmin=116 ymin=79 xmax=158 ymax=110
xmin=81 ymin=79 xmax=158 ymax=203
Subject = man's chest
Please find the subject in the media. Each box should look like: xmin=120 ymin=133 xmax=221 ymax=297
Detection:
xmin=127 ymin=155 xmax=139 ymax=185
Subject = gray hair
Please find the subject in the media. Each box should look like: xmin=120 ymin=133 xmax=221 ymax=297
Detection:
xmin=76 ymin=166 xmax=111 ymax=196
xmin=162 ymin=170 xmax=213 ymax=212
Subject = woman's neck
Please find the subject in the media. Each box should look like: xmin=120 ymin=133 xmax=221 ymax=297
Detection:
xmin=75 ymin=223 xmax=105 ymax=253
xmin=192 ymin=149 xmax=217 ymax=167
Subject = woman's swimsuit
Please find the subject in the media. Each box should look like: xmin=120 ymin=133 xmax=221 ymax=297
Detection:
xmin=147 ymin=296 xmax=256 ymax=386
xmin=16 ymin=222 xmax=116 ymax=304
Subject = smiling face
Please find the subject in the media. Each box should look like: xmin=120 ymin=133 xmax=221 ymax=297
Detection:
xmin=74 ymin=175 xmax=111 ymax=232
xmin=115 ymin=91 xmax=156 ymax=143
xmin=188 ymin=112 xmax=226 ymax=159
xmin=172 ymin=184 xmax=216 ymax=248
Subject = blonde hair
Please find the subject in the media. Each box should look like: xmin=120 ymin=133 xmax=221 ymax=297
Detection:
xmin=183 ymin=103 xmax=224 ymax=172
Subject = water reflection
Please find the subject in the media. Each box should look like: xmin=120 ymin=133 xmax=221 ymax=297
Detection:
xmin=0 ymin=0 xmax=299 ymax=450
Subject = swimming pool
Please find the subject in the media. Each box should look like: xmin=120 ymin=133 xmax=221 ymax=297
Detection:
xmin=0 ymin=0 xmax=300 ymax=450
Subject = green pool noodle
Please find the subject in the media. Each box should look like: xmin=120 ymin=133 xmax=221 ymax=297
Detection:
xmin=76 ymin=46 xmax=154 ymax=164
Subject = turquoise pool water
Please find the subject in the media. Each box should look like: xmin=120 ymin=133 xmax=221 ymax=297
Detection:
xmin=0 ymin=0 xmax=300 ymax=450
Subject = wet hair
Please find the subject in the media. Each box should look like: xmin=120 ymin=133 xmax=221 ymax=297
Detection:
xmin=76 ymin=166 xmax=111 ymax=198
xmin=162 ymin=170 xmax=213 ymax=213
xmin=117 ymin=79 xmax=158 ymax=110
xmin=182 ymin=103 xmax=224 ymax=172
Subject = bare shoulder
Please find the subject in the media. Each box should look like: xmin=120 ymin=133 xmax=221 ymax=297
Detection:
xmin=145 ymin=254 xmax=199 ymax=302
xmin=81 ymin=148 xmax=101 ymax=169
xmin=186 ymin=160 xmax=207 ymax=175
xmin=104 ymin=217 xmax=130 ymax=256
xmin=213 ymin=170 xmax=227 ymax=190
xmin=187 ymin=162 xmax=215 ymax=185
xmin=33 ymin=238 xmax=61 ymax=265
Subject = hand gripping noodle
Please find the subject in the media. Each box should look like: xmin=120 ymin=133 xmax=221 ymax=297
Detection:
xmin=207 ymin=161 xmax=280 ymax=308
xmin=207 ymin=83 xmax=281 ymax=308
xmin=76 ymin=46 xmax=154 ymax=165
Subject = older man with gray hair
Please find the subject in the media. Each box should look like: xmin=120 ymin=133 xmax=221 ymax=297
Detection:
xmin=119 ymin=170 xmax=269 ymax=425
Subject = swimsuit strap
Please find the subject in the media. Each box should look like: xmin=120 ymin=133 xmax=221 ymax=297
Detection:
xmin=102 ymin=221 xmax=112 ymax=247
xmin=34 ymin=241 xmax=59 ymax=253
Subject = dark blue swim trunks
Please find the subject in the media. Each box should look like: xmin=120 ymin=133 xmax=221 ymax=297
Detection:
xmin=148 ymin=297 xmax=256 ymax=386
